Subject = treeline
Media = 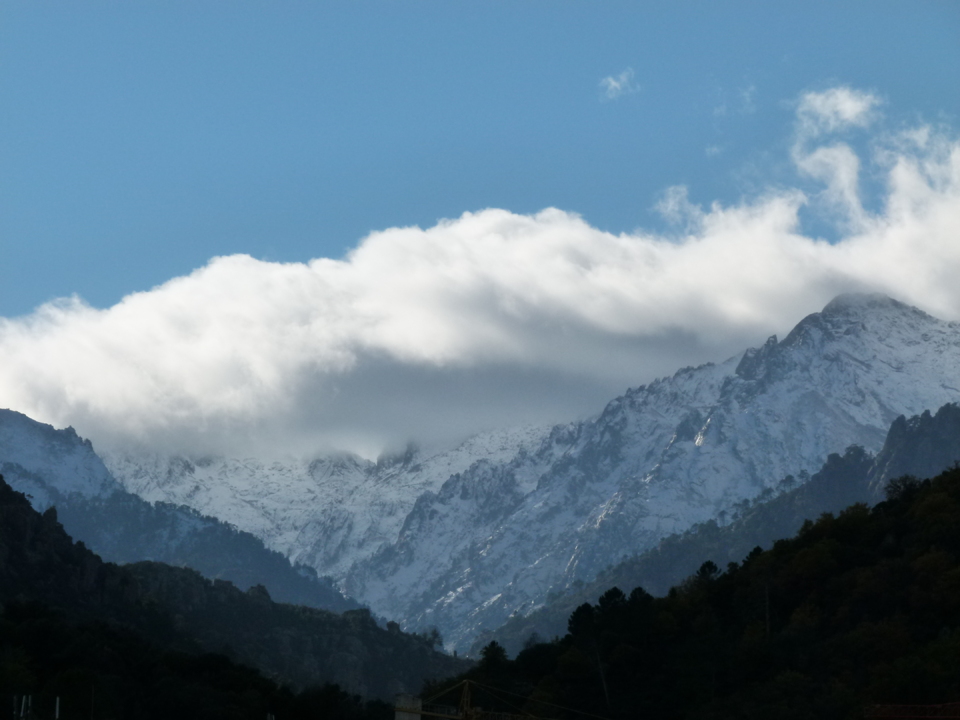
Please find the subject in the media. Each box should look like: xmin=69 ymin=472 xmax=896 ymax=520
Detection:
xmin=433 ymin=466 xmax=960 ymax=719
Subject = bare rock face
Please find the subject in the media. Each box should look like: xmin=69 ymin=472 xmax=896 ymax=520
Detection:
xmin=869 ymin=403 xmax=960 ymax=490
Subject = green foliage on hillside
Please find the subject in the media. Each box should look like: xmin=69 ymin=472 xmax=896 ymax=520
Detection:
xmin=437 ymin=467 xmax=960 ymax=719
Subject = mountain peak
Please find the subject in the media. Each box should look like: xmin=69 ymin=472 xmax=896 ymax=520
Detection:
xmin=820 ymin=292 xmax=914 ymax=318
xmin=777 ymin=292 xmax=938 ymax=352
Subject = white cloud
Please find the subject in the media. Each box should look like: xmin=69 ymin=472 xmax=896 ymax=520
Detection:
xmin=795 ymin=142 xmax=867 ymax=228
xmin=655 ymin=185 xmax=705 ymax=229
xmin=1 ymin=87 xmax=958 ymax=458
xmin=796 ymin=86 xmax=881 ymax=138
xmin=791 ymin=87 xmax=884 ymax=230
xmin=599 ymin=68 xmax=639 ymax=100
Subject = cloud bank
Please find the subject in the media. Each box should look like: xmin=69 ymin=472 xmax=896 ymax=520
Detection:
xmin=2 ymin=87 xmax=959 ymax=457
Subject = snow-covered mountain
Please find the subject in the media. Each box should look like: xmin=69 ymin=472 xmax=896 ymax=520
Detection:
xmin=0 ymin=411 xmax=120 ymax=504
xmin=340 ymin=294 xmax=960 ymax=648
xmin=102 ymin=424 xmax=551 ymax=578
xmin=36 ymin=294 xmax=960 ymax=651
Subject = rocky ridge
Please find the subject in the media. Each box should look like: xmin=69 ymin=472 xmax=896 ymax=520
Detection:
xmin=102 ymin=424 xmax=551 ymax=578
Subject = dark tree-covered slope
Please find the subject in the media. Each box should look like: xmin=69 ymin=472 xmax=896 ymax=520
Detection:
xmin=53 ymin=489 xmax=358 ymax=612
xmin=122 ymin=562 xmax=468 ymax=697
xmin=0 ymin=600 xmax=395 ymax=720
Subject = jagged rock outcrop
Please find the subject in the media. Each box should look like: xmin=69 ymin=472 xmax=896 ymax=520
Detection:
xmin=869 ymin=404 xmax=960 ymax=489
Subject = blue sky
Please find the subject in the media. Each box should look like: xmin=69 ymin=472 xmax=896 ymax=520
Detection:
xmin=3 ymin=2 xmax=958 ymax=317
xmin=2 ymin=3 xmax=960 ymax=456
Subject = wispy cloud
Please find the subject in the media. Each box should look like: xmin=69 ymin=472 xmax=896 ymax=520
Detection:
xmin=599 ymin=68 xmax=639 ymax=100
xmin=655 ymin=185 xmax=705 ymax=229
xmin=796 ymin=86 xmax=881 ymax=138
xmin=0 ymin=87 xmax=957 ymax=458
xmin=792 ymin=86 xmax=884 ymax=229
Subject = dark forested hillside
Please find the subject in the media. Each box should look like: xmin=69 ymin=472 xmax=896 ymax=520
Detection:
xmin=482 ymin=403 xmax=960 ymax=656
xmin=0 ymin=600 xmax=392 ymax=720
xmin=122 ymin=561 xmax=468 ymax=697
xmin=0 ymin=475 xmax=469 ymax=707
xmin=439 ymin=465 xmax=960 ymax=719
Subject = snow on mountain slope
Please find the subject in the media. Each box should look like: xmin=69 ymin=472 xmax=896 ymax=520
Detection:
xmin=0 ymin=410 xmax=121 ymax=506
xmin=102 ymin=424 xmax=552 ymax=578
xmin=341 ymin=294 xmax=960 ymax=649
